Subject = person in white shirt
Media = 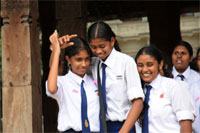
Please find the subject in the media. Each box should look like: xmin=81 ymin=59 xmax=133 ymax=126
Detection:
xmin=58 ymin=21 xmax=144 ymax=132
xmin=87 ymin=21 xmax=144 ymax=133
xmin=135 ymin=46 xmax=195 ymax=133
xmin=171 ymin=41 xmax=200 ymax=133
xmin=46 ymin=30 xmax=100 ymax=132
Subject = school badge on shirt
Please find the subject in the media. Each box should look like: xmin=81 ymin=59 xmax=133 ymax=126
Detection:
xmin=85 ymin=119 xmax=89 ymax=127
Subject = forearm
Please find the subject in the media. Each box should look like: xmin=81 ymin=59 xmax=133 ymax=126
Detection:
xmin=180 ymin=120 xmax=192 ymax=133
xmin=47 ymin=51 xmax=60 ymax=94
xmin=119 ymin=98 xmax=143 ymax=133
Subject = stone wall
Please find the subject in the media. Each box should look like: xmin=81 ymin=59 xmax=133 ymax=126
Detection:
xmin=105 ymin=12 xmax=200 ymax=58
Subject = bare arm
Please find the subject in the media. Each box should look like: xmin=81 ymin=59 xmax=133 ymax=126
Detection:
xmin=180 ymin=120 xmax=192 ymax=133
xmin=47 ymin=30 xmax=60 ymax=94
xmin=119 ymin=98 xmax=143 ymax=133
xmin=48 ymin=32 xmax=78 ymax=93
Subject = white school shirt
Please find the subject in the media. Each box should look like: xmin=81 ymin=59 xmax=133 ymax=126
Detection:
xmin=141 ymin=74 xmax=195 ymax=133
xmin=172 ymin=66 xmax=200 ymax=87
xmin=89 ymin=48 xmax=144 ymax=122
xmin=172 ymin=66 xmax=200 ymax=133
xmin=46 ymin=70 xmax=100 ymax=132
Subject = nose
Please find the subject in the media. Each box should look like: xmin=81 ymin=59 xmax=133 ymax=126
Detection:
xmin=96 ymin=48 xmax=103 ymax=55
xmin=81 ymin=60 xmax=86 ymax=67
xmin=176 ymin=53 xmax=182 ymax=58
xmin=142 ymin=65 xmax=148 ymax=72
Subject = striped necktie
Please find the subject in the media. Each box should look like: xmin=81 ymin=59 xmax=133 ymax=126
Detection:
xmin=142 ymin=85 xmax=152 ymax=133
xmin=81 ymin=80 xmax=90 ymax=132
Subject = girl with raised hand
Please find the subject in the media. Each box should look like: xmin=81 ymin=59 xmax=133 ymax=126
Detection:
xmin=46 ymin=30 xmax=100 ymax=132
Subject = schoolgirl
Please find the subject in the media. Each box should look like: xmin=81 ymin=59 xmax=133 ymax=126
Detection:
xmin=135 ymin=46 xmax=196 ymax=133
xmin=46 ymin=30 xmax=100 ymax=132
xmin=171 ymin=41 xmax=200 ymax=133
xmin=87 ymin=21 xmax=144 ymax=132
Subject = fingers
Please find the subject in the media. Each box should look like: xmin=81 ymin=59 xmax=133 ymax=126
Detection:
xmin=60 ymin=42 xmax=74 ymax=49
xmin=49 ymin=30 xmax=58 ymax=43
xmin=68 ymin=34 xmax=78 ymax=40
xmin=58 ymin=34 xmax=78 ymax=44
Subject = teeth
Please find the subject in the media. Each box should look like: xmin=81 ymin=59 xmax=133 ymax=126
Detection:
xmin=176 ymin=60 xmax=182 ymax=63
xmin=143 ymin=73 xmax=150 ymax=77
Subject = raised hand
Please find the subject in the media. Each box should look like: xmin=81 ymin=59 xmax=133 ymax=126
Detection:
xmin=49 ymin=31 xmax=78 ymax=51
xmin=49 ymin=30 xmax=60 ymax=53
xmin=58 ymin=34 xmax=78 ymax=49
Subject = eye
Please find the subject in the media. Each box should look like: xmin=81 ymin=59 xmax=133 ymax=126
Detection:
xmin=174 ymin=51 xmax=179 ymax=55
xmin=85 ymin=57 xmax=90 ymax=61
xmin=99 ymin=45 xmax=105 ymax=48
xmin=90 ymin=45 xmax=96 ymax=49
xmin=147 ymin=62 xmax=153 ymax=67
xmin=181 ymin=52 xmax=186 ymax=55
xmin=76 ymin=58 xmax=82 ymax=62
xmin=137 ymin=63 xmax=144 ymax=68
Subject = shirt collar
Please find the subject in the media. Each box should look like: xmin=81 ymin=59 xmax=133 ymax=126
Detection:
xmin=100 ymin=48 xmax=116 ymax=69
xmin=172 ymin=66 xmax=191 ymax=80
xmin=149 ymin=74 xmax=163 ymax=90
xmin=67 ymin=70 xmax=87 ymax=85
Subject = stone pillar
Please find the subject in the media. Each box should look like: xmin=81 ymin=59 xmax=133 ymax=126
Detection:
xmin=1 ymin=1 xmax=42 ymax=132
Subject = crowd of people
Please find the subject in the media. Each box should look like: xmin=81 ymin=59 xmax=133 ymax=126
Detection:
xmin=46 ymin=21 xmax=200 ymax=133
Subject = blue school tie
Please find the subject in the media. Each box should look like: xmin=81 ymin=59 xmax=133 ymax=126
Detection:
xmin=81 ymin=80 xmax=90 ymax=132
xmin=142 ymin=85 xmax=152 ymax=133
xmin=102 ymin=63 xmax=107 ymax=114
xmin=177 ymin=74 xmax=185 ymax=81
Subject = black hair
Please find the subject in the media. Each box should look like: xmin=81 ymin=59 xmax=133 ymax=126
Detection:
xmin=61 ymin=37 xmax=92 ymax=75
xmin=173 ymin=40 xmax=193 ymax=57
xmin=64 ymin=37 xmax=92 ymax=58
xmin=135 ymin=46 xmax=163 ymax=65
xmin=191 ymin=47 xmax=200 ymax=72
xmin=87 ymin=21 xmax=121 ymax=52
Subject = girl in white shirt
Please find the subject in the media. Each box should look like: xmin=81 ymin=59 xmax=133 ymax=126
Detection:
xmin=46 ymin=30 xmax=100 ymax=132
xmin=135 ymin=46 xmax=195 ymax=133
xmin=87 ymin=21 xmax=144 ymax=133
xmin=171 ymin=41 xmax=200 ymax=133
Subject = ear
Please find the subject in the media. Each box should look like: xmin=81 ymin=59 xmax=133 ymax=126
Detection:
xmin=159 ymin=60 xmax=164 ymax=71
xmin=65 ymin=56 xmax=71 ymax=64
xmin=111 ymin=37 xmax=115 ymax=47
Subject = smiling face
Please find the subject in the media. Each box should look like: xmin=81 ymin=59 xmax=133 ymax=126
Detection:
xmin=136 ymin=53 xmax=163 ymax=83
xmin=66 ymin=49 xmax=90 ymax=78
xmin=172 ymin=46 xmax=193 ymax=74
xmin=90 ymin=38 xmax=115 ymax=61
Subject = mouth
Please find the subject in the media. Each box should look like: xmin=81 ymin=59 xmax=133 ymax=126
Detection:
xmin=141 ymin=73 xmax=151 ymax=78
xmin=79 ymin=68 xmax=87 ymax=72
xmin=176 ymin=59 xmax=183 ymax=64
